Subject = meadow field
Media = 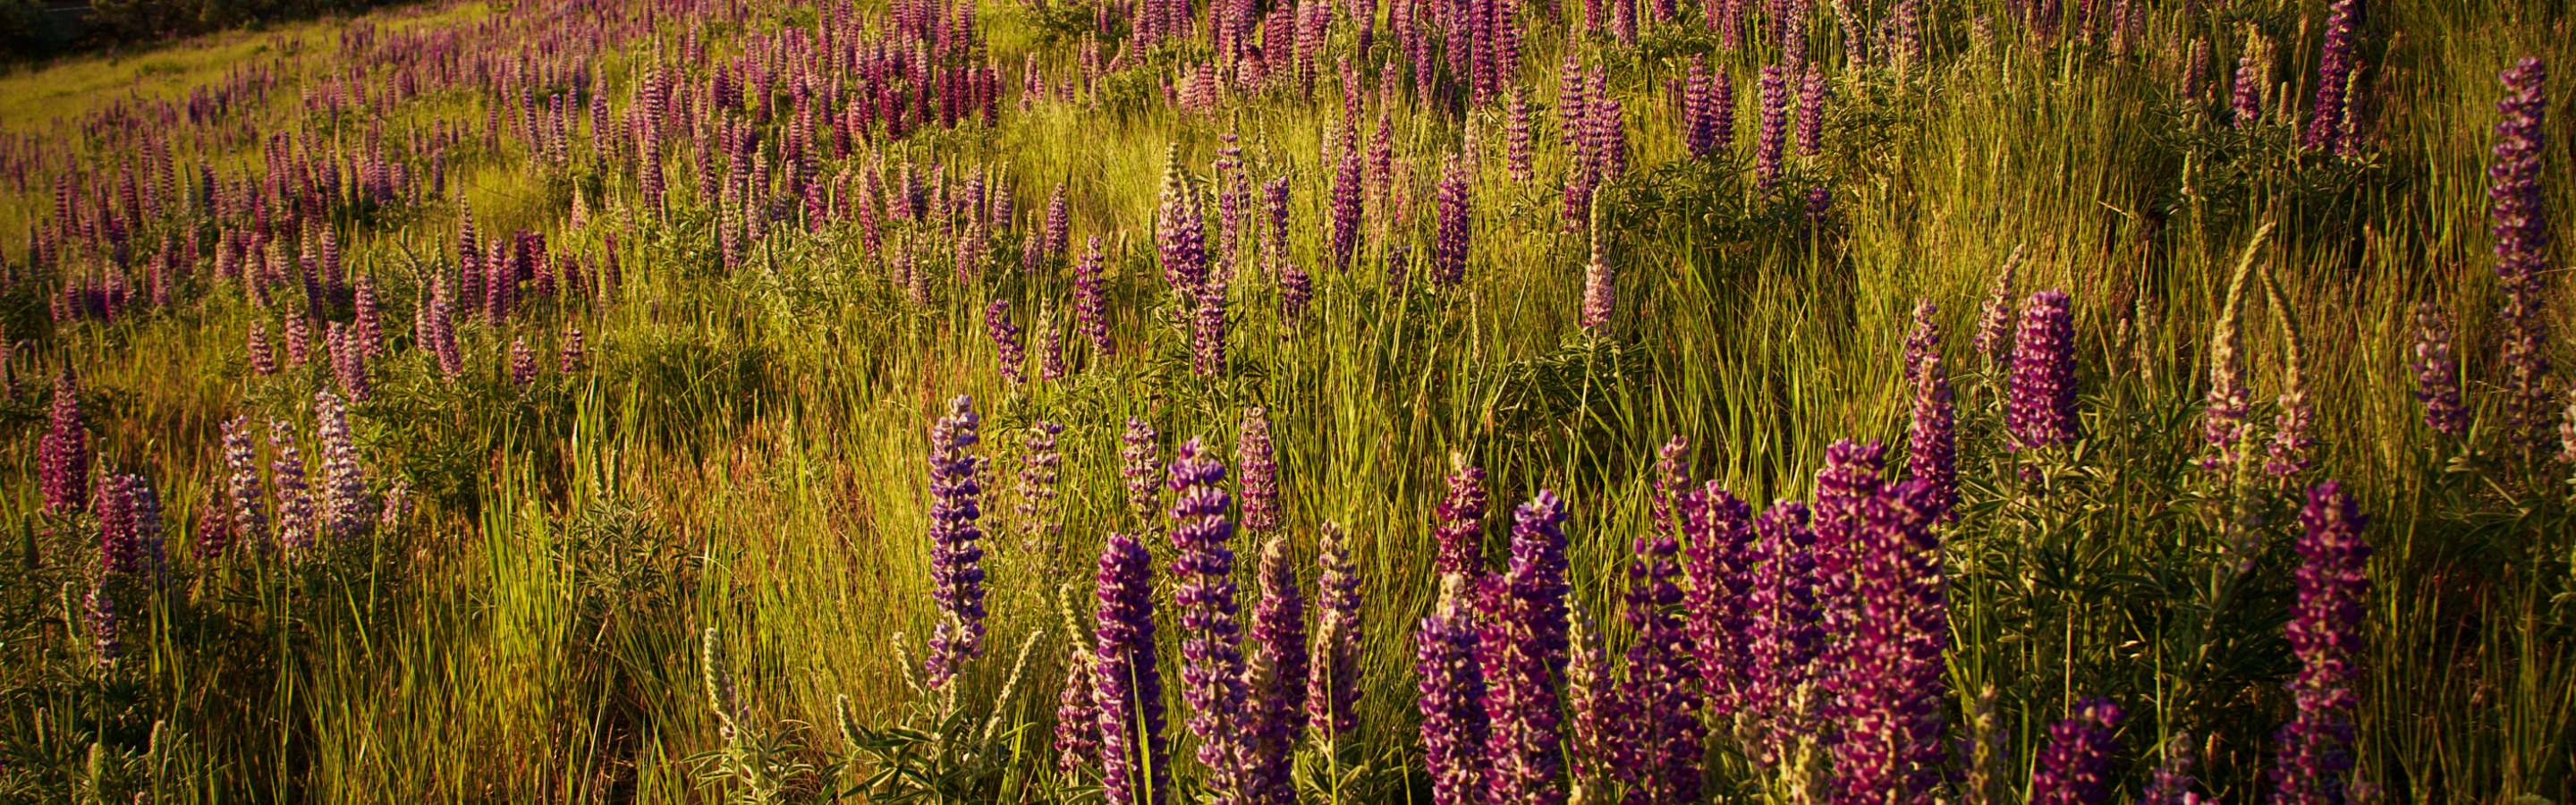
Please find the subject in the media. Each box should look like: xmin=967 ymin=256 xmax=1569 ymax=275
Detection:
xmin=0 ymin=0 xmax=2570 ymax=801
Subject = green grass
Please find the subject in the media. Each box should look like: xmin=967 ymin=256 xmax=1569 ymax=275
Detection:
xmin=0 ymin=0 xmax=2571 ymax=801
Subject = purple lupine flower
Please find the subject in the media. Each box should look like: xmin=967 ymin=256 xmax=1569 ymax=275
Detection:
xmin=1192 ymin=278 xmax=1229 ymax=377
xmin=353 ymin=273 xmax=384 ymax=360
xmin=2031 ymin=699 xmax=2123 ymax=805
xmin=1756 ymin=65 xmax=1790 ymax=190
xmin=314 ymin=391 xmax=371 ymax=542
xmin=2274 ymin=480 xmax=2370 ymax=805
xmin=1905 ymin=301 xmax=1958 ymax=516
xmin=1796 ymin=64 xmax=1826 ymax=157
xmin=1166 ymin=437 xmax=1251 ymax=801
xmin=2304 ymin=0 xmax=2359 ymax=152
xmin=1157 ymin=149 xmax=1210 ymax=296
xmin=988 ymin=299 xmax=1028 ymax=385
xmin=1055 ymin=647 xmax=1103 ymax=777
xmin=1038 ymin=301 xmax=1069 ymax=381
xmin=40 ymin=371 xmax=89 ymax=514
xmin=1308 ymin=521 xmax=1364 ymax=741
xmin=1741 ymin=499 xmax=1820 ymax=766
xmin=1435 ymin=454 xmax=1489 ymax=579
xmin=1016 ymin=421 xmax=1067 ymax=551
xmin=1237 ymin=407 xmax=1281 ymax=534
xmin=272 ymin=418 xmax=316 ymax=553
xmin=1242 ymin=536 xmax=1310 ymax=805
xmin=1681 ymin=55 xmax=1727 ymax=158
xmin=1076 ymin=236 xmax=1115 ymax=360
xmin=2144 ymin=733 xmax=2201 ymax=805
xmin=2007 ymin=290 xmax=2080 ymax=451
xmin=510 ymin=338 xmax=538 ymax=389
xmin=1433 ymin=156 xmax=1473 ymax=290
xmin=1046 ymin=183 xmax=1072 ymax=258
xmin=1481 ymin=491 xmax=1571 ymax=805
xmin=2409 ymin=301 xmax=2469 ymax=438
xmin=1830 ymin=479 xmax=1950 ymax=805
xmin=284 ymin=312 xmax=313 ymax=367
xmin=1681 ymin=484 xmax=1755 ymax=718
xmin=99 ymin=473 xmax=139 ymax=575
xmin=561 ymin=327 xmax=587 ymax=374
xmin=1417 ymin=576 xmax=1488 ymax=805
xmin=1326 ymin=143 xmax=1364 ymax=274
xmin=327 ymin=322 xmax=369 ymax=402
xmin=428 ymin=276 xmax=463 ymax=377
xmin=1621 ymin=491 xmax=1704 ymax=805
xmin=2233 ymin=45 xmax=2267 ymax=130
xmin=1562 ymin=601 xmax=1625 ymax=798
xmin=2492 ymin=58 xmax=2554 ymax=453
xmin=84 ymin=584 xmax=120 ymax=665
xmin=1122 ymin=417 xmax=1163 ymax=522
xmin=1094 ymin=530 xmax=1172 ymax=805
xmin=925 ymin=394 xmax=991 ymax=691
xmin=222 ymin=415 xmax=267 ymax=550
xmin=194 ymin=488 xmax=233 ymax=561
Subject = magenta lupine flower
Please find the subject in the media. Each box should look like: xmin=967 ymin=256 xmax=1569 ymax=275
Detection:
xmin=1681 ymin=55 xmax=1730 ymax=158
xmin=1076 ymin=236 xmax=1115 ymax=360
xmin=1905 ymin=301 xmax=1959 ymax=515
xmin=222 ymin=415 xmax=267 ymax=550
xmin=2144 ymin=733 xmax=2202 ymax=805
xmin=1157 ymin=151 xmax=1210 ymax=296
xmin=284 ymin=312 xmax=313 ymax=367
xmin=2233 ymin=47 xmax=2267 ymax=130
xmin=272 ymin=418 xmax=316 ymax=553
xmin=1480 ymin=491 xmax=1571 ymax=805
xmin=1308 ymin=521 xmax=1364 ymax=741
xmin=2031 ymin=699 xmax=2123 ymax=805
xmin=1166 ymin=437 xmax=1251 ymax=800
xmin=1435 ymin=454 xmax=1490 ymax=578
xmin=315 ymin=391 xmax=371 ymax=542
xmin=988 ymin=299 xmax=1028 ymax=385
xmin=1237 ymin=408 xmax=1281 ymax=533
xmin=2007 ymin=290 xmax=2080 ymax=451
xmin=40 ymin=372 xmax=89 ymax=514
xmin=1433 ymin=156 xmax=1472 ymax=290
xmin=1093 ymin=530 xmax=1173 ymax=805
xmin=2274 ymin=480 xmax=2370 ymax=805
xmin=1621 ymin=496 xmax=1704 ymax=805
xmin=428 ymin=276 xmax=463 ymax=377
xmin=510 ymin=338 xmax=538 ymax=389
xmin=1830 ymin=479 xmax=1950 ymax=805
xmin=1055 ymin=648 xmax=1103 ymax=777
xmin=2492 ymin=58 xmax=2554 ymax=453
xmin=1046 ymin=183 xmax=1072 ymax=258
xmin=2409 ymin=301 xmax=2469 ymax=438
xmin=2304 ymin=0 xmax=2359 ymax=152
xmin=327 ymin=322 xmax=369 ymax=402
xmin=1243 ymin=536 xmax=1309 ymax=805
xmin=1741 ymin=499 xmax=1820 ymax=765
xmin=1595 ymin=97 xmax=1630 ymax=180
xmin=353 ymin=274 xmax=384 ymax=360
xmin=1756 ymin=65 xmax=1790 ymax=190
xmin=1122 ymin=417 xmax=1163 ymax=522
xmin=1417 ymin=577 xmax=1488 ymax=805
xmin=925 ymin=394 xmax=991 ymax=691
xmin=1681 ymin=484 xmax=1755 ymax=718
xmin=1387 ymin=243 xmax=1414 ymax=298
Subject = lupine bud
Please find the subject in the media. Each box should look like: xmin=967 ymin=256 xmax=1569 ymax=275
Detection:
xmin=1435 ymin=454 xmax=1489 ymax=578
xmin=222 ymin=415 xmax=267 ymax=550
xmin=2006 ymin=290 xmax=2080 ymax=451
xmin=272 ymin=418 xmax=315 ymax=553
xmin=1580 ymin=203 xmax=1614 ymax=333
xmin=314 ymin=391 xmax=370 ymax=541
xmin=510 ymin=338 xmax=538 ymax=388
xmin=1236 ymin=408 xmax=1281 ymax=533
xmin=1308 ymin=521 xmax=1364 ymax=741
xmin=560 ymin=326 xmax=587 ymax=374
xmin=40 ymin=371 xmax=89 ymax=514
xmin=1055 ymin=645 xmax=1103 ymax=776
xmin=2204 ymin=257 xmax=2257 ymax=470
xmin=2409 ymin=301 xmax=2469 ymax=438
xmin=2274 ymin=480 xmax=2369 ymax=805
xmin=194 ymin=488 xmax=232 ymax=561
xmin=1905 ymin=301 xmax=1958 ymax=516
xmin=85 ymin=584 xmax=120 ymax=665
xmin=1242 ymin=536 xmax=1309 ymax=804
xmin=925 ymin=394 xmax=991 ymax=691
